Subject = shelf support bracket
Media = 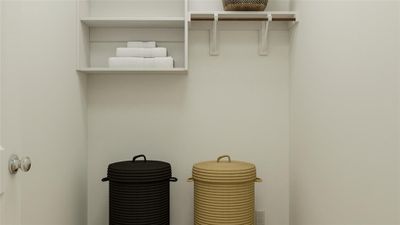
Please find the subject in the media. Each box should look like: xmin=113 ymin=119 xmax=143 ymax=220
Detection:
xmin=209 ymin=13 xmax=219 ymax=56
xmin=288 ymin=15 xmax=299 ymax=29
xmin=259 ymin=13 xmax=272 ymax=56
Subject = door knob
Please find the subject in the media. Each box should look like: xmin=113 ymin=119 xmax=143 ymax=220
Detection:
xmin=9 ymin=154 xmax=31 ymax=174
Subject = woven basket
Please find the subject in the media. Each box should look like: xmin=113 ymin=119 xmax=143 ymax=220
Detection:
xmin=223 ymin=0 xmax=268 ymax=11
xmin=189 ymin=155 xmax=262 ymax=225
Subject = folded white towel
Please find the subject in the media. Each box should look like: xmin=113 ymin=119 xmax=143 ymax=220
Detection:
xmin=127 ymin=41 xmax=156 ymax=48
xmin=109 ymin=57 xmax=174 ymax=69
xmin=116 ymin=47 xmax=167 ymax=58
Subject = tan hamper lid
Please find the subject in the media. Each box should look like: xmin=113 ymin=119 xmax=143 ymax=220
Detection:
xmin=192 ymin=155 xmax=260 ymax=183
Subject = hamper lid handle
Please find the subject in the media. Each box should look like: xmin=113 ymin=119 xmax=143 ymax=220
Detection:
xmin=132 ymin=154 xmax=147 ymax=162
xmin=217 ymin=155 xmax=231 ymax=163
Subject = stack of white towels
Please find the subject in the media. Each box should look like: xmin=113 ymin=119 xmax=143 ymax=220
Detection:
xmin=109 ymin=41 xmax=174 ymax=69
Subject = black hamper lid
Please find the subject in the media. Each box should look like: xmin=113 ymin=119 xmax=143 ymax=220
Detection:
xmin=104 ymin=155 xmax=173 ymax=183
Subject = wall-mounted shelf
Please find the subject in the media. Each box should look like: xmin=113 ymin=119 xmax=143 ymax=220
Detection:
xmin=189 ymin=11 xmax=297 ymax=21
xmin=77 ymin=1 xmax=189 ymax=75
xmin=77 ymin=0 xmax=298 ymax=74
xmin=81 ymin=17 xmax=185 ymax=28
xmin=189 ymin=11 xmax=298 ymax=56
xmin=77 ymin=68 xmax=188 ymax=74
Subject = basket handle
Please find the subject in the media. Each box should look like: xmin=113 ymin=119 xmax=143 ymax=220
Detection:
xmin=101 ymin=177 xmax=109 ymax=182
xmin=132 ymin=154 xmax=147 ymax=162
xmin=169 ymin=177 xmax=178 ymax=182
xmin=255 ymin=177 xmax=262 ymax=182
xmin=217 ymin=155 xmax=231 ymax=163
xmin=187 ymin=177 xmax=194 ymax=182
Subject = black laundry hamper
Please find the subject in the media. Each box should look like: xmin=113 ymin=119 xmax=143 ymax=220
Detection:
xmin=102 ymin=155 xmax=178 ymax=225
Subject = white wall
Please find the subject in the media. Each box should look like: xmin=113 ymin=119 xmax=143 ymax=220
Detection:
xmin=290 ymin=1 xmax=400 ymax=225
xmin=189 ymin=0 xmax=290 ymax=11
xmin=3 ymin=1 xmax=398 ymax=225
xmin=1 ymin=1 xmax=87 ymax=225
xmin=87 ymin=25 xmax=291 ymax=225
xmin=398 ymin=3 xmax=400 ymax=222
xmin=0 ymin=1 xmax=4 ymax=222
xmin=397 ymin=2 xmax=400 ymax=223
xmin=89 ymin=0 xmax=185 ymax=17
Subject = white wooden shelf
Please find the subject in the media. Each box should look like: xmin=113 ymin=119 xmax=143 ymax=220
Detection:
xmin=77 ymin=68 xmax=188 ymax=74
xmin=188 ymin=11 xmax=297 ymax=56
xmin=81 ymin=17 xmax=185 ymax=28
xmin=77 ymin=0 xmax=298 ymax=74
xmin=189 ymin=11 xmax=297 ymax=21
xmin=77 ymin=15 xmax=189 ymax=73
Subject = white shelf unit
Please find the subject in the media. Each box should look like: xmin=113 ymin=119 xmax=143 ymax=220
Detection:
xmin=80 ymin=17 xmax=185 ymax=28
xmin=189 ymin=11 xmax=297 ymax=21
xmin=77 ymin=1 xmax=188 ymax=74
xmin=77 ymin=0 xmax=298 ymax=74
xmin=188 ymin=10 xmax=297 ymax=56
xmin=77 ymin=68 xmax=188 ymax=74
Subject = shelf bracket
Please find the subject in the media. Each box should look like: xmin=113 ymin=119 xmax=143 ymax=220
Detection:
xmin=209 ymin=13 xmax=219 ymax=56
xmin=288 ymin=15 xmax=299 ymax=29
xmin=258 ymin=13 xmax=272 ymax=56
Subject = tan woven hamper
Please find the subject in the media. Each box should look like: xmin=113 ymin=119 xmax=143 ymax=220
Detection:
xmin=189 ymin=155 xmax=262 ymax=225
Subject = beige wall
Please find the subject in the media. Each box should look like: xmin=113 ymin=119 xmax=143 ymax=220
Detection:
xmin=290 ymin=1 xmax=400 ymax=225
xmin=398 ymin=3 xmax=400 ymax=223
xmin=1 ymin=1 xmax=399 ymax=225
xmin=189 ymin=0 xmax=290 ymax=11
xmin=87 ymin=26 xmax=291 ymax=225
